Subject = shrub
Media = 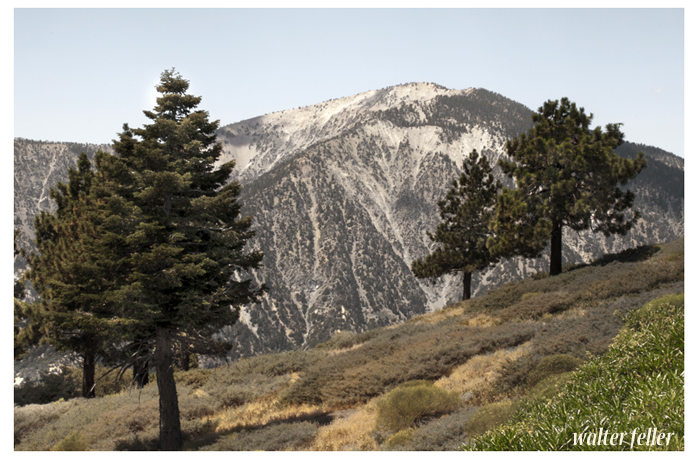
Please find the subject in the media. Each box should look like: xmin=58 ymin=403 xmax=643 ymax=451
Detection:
xmin=520 ymin=292 xmax=542 ymax=301
xmin=51 ymin=431 xmax=88 ymax=451
xmin=467 ymin=239 xmax=683 ymax=321
xmin=218 ymin=349 xmax=326 ymax=379
xmin=174 ymin=368 xmax=211 ymax=389
xmin=463 ymin=401 xmax=520 ymax=438
xmin=383 ymin=429 xmax=415 ymax=450
xmin=375 ymin=381 xmax=461 ymax=432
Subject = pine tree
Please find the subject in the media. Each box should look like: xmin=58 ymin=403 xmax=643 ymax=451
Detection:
xmin=412 ymin=149 xmax=502 ymax=300
xmin=489 ymin=97 xmax=647 ymax=276
xmin=23 ymin=153 xmax=119 ymax=398
xmin=13 ymin=229 xmax=38 ymax=359
xmin=97 ymin=69 xmax=263 ymax=450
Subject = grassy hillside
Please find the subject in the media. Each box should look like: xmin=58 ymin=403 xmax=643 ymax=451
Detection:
xmin=464 ymin=292 xmax=683 ymax=451
xmin=14 ymin=238 xmax=684 ymax=451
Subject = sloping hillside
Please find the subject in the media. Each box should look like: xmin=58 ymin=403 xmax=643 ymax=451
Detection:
xmin=14 ymin=238 xmax=684 ymax=451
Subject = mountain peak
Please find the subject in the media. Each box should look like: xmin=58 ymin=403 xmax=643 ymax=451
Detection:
xmin=216 ymin=83 xmax=479 ymax=181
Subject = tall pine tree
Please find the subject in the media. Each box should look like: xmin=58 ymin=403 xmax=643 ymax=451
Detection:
xmin=412 ymin=150 xmax=502 ymax=300
xmin=97 ymin=69 xmax=263 ymax=450
xmin=489 ymin=97 xmax=647 ymax=276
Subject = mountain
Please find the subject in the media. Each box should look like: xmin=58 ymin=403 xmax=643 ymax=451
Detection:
xmin=13 ymin=84 xmax=684 ymax=364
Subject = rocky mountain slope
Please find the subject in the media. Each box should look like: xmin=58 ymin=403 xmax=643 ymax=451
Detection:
xmin=14 ymin=84 xmax=684 ymax=364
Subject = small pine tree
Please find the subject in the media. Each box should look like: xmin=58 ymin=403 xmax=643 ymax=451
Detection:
xmin=412 ymin=149 xmax=501 ymax=300
xmin=489 ymin=97 xmax=647 ymax=275
xmin=23 ymin=153 xmax=120 ymax=398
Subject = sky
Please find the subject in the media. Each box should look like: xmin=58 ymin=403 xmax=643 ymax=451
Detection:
xmin=13 ymin=7 xmax=686 ymax=157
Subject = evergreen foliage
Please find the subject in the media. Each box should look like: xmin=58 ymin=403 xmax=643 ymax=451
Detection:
xmin=94 ymin=69 xmax=263 ymax=450
xmin=22 ymin=153 xmax=119 ymax=398
xmin=412 ymin=149 xmax=501 ymax=300
xmin=489 ymin=98 xmax=647 ymax=275
xmin=13 ymin=229 xmax=36 ymax=359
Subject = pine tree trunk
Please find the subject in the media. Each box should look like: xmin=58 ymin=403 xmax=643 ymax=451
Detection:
xmin=550 ymin=221 xmax=563 ymax=276
xmin=134 ymin=359 xmax=150 ymax=388
xmin=181 ymin=350 xmax=190 ymax=372
xmin=82 ymin=351 xmax=96 ymax=399
xmin=462 ymin=270 xmax=472 ymax=301
xmin=155 ymin=329 xmax=183 ymax=451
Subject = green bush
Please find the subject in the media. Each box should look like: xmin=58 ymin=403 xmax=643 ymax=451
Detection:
xmin=464 ymin=401 xmax=520 ymax=438
xmin=375 ymin=381 xmax=461 ymax=432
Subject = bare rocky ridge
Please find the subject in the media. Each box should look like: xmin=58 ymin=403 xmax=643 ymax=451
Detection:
xmin=14 ymin=84 xmax=684 ymax=367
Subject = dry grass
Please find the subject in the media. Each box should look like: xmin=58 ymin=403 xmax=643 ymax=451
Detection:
xmin=434 ymin=341 xmax=532 ymax=399
xmin=326 ymin=342 xmax=370 ymax=356
xmin=207 ymin=386 xmax=323 ymax=436
xmin=412 ymin=305 xmax=465 ymax=324
xmin=459 ymin=313 xmax=502 ymax=328
xmin=307 ymin=399 xmax=380 ymax=451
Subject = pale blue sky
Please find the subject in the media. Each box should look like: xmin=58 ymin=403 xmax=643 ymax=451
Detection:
xmin=14 ymin=8 xmax=685 ymax=156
